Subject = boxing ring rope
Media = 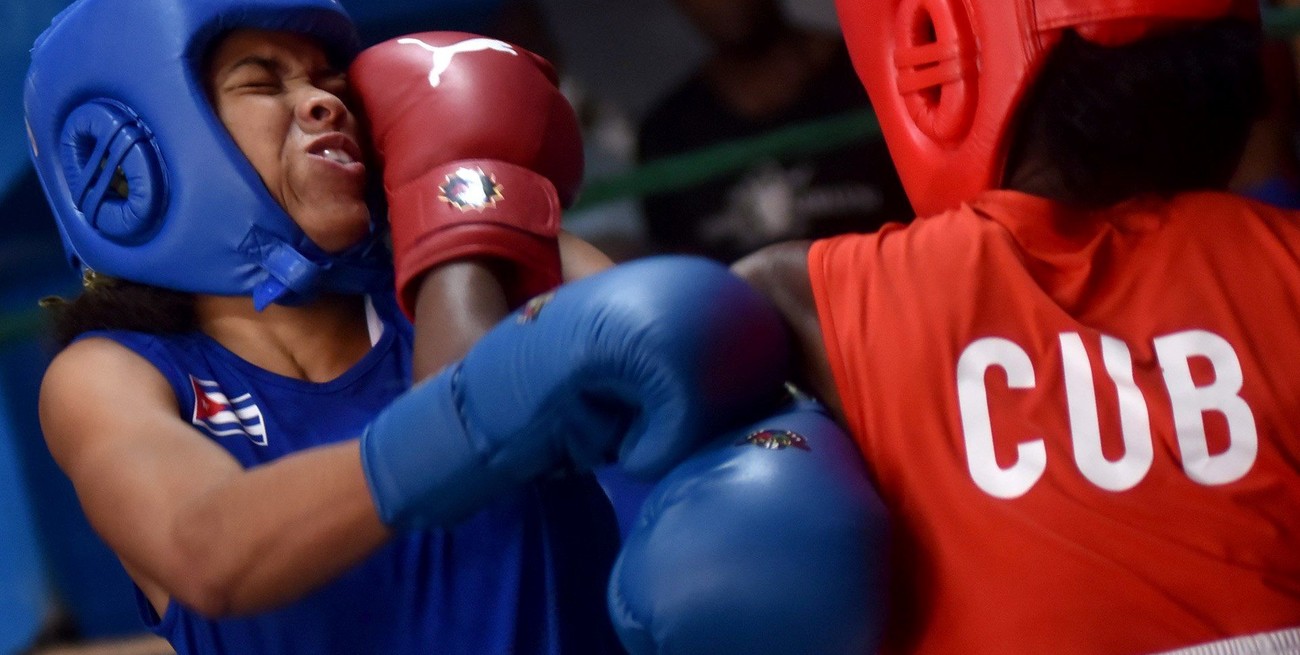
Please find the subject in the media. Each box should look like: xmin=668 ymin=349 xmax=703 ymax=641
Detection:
xmin=1 ymin=6 xmax=1299 ymax=348
xmin=0 ymin=109 xmax=884 ymax=349
xmin=1266 ymin=4 xmax=1300 ymax=38
xmin=0 ymin=309 xmax=42 ymax=349
xmin=571 ymin=109 xmax=882 ymax=211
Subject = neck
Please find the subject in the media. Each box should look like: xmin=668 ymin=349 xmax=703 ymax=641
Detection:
xmin=1003 ymin=161 xmax=1070 ymax=204
xmin=1002 ymin=128 xmax=1084 ymax=205
xmin=194 ymin=293 xmax=374 ymax=383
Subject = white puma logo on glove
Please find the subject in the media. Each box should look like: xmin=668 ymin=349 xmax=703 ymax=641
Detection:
xmin=396 ymin=37 xmax=519 ymax=88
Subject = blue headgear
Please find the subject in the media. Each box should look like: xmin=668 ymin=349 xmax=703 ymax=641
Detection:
xmin=24 ymin=0 xmax=392 ymax=308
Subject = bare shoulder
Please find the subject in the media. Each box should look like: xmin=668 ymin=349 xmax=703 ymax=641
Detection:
xmin=558 ymin=230 xmax=615 ymax=281
xmin=732 ymin=241 xmax=845 ymax=418
xmin=40 ymin=336 xmax=179 ymax=467
xmin=42 ymin=336 xmax=177 ymax=415
xmin=45 ymin=335 xmax=166 ymax=379
xmin=731 ymin=240 xmax=816 ymax=316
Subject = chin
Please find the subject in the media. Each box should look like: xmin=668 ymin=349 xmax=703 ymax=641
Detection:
xmin=297 ymin=205 xmax=374 ymax=253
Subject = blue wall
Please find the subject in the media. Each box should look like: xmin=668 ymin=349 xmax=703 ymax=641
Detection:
xmin=0 ymin=368 xmax=48 ymax=653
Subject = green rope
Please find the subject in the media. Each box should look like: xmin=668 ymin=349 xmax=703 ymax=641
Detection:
xmin=572 ymin=110 xmax=881 ymax=211
xmin=574 ymin=7 xmax=1300 ymax=212
xmin=3 ymin=8 xmax=1300 ymax=343
xmin=0 ymin=308 xmax=45 ymax=348
xmin=1265 ymin=6 xmax=1300 ymax=39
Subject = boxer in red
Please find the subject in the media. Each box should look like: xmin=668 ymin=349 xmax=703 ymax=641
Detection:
xmin=732 ymin=0 xmax=1300 ymax=652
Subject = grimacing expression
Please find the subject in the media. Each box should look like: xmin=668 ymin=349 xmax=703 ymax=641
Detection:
xmin=207 ymin=29 xmax=370 ymax=253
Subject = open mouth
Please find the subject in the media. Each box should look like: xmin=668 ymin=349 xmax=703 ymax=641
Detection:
xmin=308 ymin=134 xmax=364 ymax=169
xmin=320 ymin=148 xmax=357 ymax=165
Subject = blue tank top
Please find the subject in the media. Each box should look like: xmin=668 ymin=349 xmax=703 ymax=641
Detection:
xmin=85 ymin=297 xmax=623 ymax=655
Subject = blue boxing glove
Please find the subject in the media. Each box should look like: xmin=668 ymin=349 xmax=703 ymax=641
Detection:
xmin=608 ymin=398 xmax=890 ymax=655
xmin=360 ymin=255 xmax=791 ymax=529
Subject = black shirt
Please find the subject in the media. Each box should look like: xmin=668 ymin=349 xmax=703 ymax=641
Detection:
xmin=637 ymin=44 xmax=913 ymax=262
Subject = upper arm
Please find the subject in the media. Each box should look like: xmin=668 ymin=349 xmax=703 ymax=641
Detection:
xmin=40 ymin=337 xmax=245 ymax=607
xmin=559 ymin=230 xmax=614 ymax=281
xmin=731 ymin=241 xmax=846 ymax=421
xmin=44 ymin=338 xmax=393 ymax=618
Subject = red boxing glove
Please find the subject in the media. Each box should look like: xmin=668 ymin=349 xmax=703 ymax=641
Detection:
xmin=349 ymin=32 xmax=584 ymax=317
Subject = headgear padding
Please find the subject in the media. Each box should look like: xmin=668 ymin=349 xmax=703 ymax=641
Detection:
xmin=24 ymin=0 xmax=391 ymax=308
xmin=836 ymin=0 xmax=1260 ymax=217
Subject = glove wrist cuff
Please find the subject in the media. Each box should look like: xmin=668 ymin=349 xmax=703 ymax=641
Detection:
xmin=386 ymin=159 xmax=564 ymax=318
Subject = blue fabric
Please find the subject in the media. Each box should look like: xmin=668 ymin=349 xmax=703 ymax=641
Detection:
xmin=594 ymin=466 xmax=655 ymax=541
xmin=85 ymin=296 xmax=623 ymax=655
xmin=0 ymin=373 xmax=47 ymax=653
xmin=1240 ymin=175 xmax=1300 ymax=211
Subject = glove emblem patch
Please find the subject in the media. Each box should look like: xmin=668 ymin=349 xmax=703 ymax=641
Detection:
xmin=439 ymin=167 xmax=503 ymax=212
xmin=517 ymin=292 xmax=555 ymax=324
xmin=742 ymin=429 xmax=811 ymax=451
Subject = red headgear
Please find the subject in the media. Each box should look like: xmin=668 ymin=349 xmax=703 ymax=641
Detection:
xmin=836 ymin=0 xmax=1260 ymax=217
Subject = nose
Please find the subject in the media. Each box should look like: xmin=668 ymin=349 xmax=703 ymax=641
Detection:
xmin=297 ymin=87 xmax=349 ymax=129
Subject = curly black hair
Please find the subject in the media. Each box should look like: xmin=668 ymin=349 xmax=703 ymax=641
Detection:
xmin=42 ymin=275 xmax=197 ymax=348
xmin=1004 ymin=19 xmax=1267 ymax=206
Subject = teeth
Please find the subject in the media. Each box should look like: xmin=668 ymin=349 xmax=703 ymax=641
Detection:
xmin=321 ymin=148 xmax=355 ymax=165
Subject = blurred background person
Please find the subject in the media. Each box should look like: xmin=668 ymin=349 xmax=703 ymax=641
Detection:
xmin=482 ymin=0 xmax=649 ymax=263
xmin=636 ymin=0 xmax=913 ymax=263
xmin=1231 ymin=0 xmax=1300 ymax=208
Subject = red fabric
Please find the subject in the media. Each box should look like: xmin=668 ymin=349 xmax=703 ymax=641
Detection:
xmin=809 ymin=190 xmax=1300 ymax=654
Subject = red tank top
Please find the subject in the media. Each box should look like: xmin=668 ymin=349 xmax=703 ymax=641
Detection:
xmin=809 ymin=190 xmax=1300 ymax=654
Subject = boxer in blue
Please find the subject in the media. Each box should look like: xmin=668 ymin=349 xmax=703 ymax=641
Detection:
xmin=24 ymin=0 xmax=792 ymax=653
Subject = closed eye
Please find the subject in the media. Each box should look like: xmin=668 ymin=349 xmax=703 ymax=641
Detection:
xmin=219 ymin=56 xmax=284 ymax=94
xmin=238 ymin=81 xmax=283 ymax=93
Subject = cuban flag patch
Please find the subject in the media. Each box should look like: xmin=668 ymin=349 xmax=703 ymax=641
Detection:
xmin=189 ymin=375 xmax=268 ymax=446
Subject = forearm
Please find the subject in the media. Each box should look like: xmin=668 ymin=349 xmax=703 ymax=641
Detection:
xmin=362 ymin=256 xmax=794 ymax=529
xmin=408 ymin=234 xmax=613 ymax=381
xmin=160 ymin=439 xmax=389 ymax=617
xmin=410 ymin=259 xmax=510 ymax=381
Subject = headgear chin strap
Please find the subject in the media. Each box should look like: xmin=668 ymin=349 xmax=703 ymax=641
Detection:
xmin=24 ymin=0 xmax=392 ymax=308
xmin=836 ymin=0 xmax=1260 ymax=218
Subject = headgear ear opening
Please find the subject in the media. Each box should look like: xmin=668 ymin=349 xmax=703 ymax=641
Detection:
xmin=59 ymin=99 xmax=167 ymax=245
xmin=893 ymin=0 xmax=977 ymax=146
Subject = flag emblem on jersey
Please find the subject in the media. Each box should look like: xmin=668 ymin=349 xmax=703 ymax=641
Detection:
xmin=742 ymin=429 xmax=810 ymax=451
xmin=439 ymin=167 xmax=503 ymax=211
xmin=190 ymin=375 xmax=268 ymax=446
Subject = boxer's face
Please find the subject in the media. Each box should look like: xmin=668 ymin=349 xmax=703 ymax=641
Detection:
xmin=207 ymin=29 xmax=370 ymax=253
